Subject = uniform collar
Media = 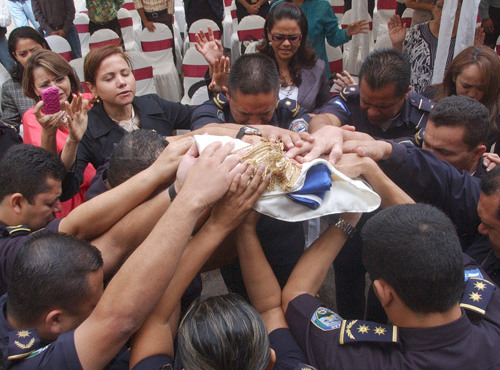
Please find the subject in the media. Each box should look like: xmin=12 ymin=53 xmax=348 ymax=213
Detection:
xmin=398 ymin=311 xmax=471 ymax=351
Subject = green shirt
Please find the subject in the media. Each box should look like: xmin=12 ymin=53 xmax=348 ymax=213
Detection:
xmin=86 ymin=0 xmax=124 ymax=23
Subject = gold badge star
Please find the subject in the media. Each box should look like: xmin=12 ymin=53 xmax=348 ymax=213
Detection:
xmin=474 ymin=281 xmax=486 ymax=291
xmin=357 ymin=324 xmax=370 ymax=334
xmin=470 ymin=292 xmax=482 ymax=302
xmin=285 ymin=101 xmax=291 ymax=106
xmin=374 ymin=326 xmax=386 ymax=335
xmin=17 ymin=330 xmax=30 ymax=338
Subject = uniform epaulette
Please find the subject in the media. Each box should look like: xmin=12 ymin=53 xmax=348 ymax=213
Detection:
xmin=278 ymin=98 xmax=301 ymax=118
xmin=4 ymin=225 xmax=31 ymax=236
xmin=408 ymin=96 xmax=434 ymax=113
xmin=339 ymin=85 xmax=359 ymax=102
xmin=7 ymin=329 xmax=41 ymax=361
xmin=460 ymin=277 xmax=496 ymax=315
xmin=212 ymin=93 xmax=229 ymax=110
xmin=339 ymin=320 xmax=398 ymax=345
xmin=0 ymin=121 xmax=18 ymax=133
xmin=293 ymin=364 xmax=317 ymax=370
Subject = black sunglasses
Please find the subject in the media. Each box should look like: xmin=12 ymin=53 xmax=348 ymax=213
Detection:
xmin=269 ymin=33 xmax=302 ymax=43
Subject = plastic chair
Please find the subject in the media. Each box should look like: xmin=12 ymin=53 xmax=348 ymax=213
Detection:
xmin=401 ymin=8 xmax=414 ymax=28
xmin=74 ymin=12 xmax=90 ymax=56
xmin=237 ymin=15 xmax=265 ymax=56
xmin=341 ymin=10 xmax=374 ymax=74
xmin=118 ymin=8 xmax=140 ymax=51
xmin=140 ymin=23 xmax=182 ymax=102
xmin=45 ymin=35 xmax=72 ymax=62
xmin=89 ymin=29 xmax=121 ymax=50
xmin=181 ymin=47 xmax=209 ymax=104
xmin=121 ymin=0 xmax=142 ymax=32
xmin=325 ymin=43 xmax=343 ymax=76
xmin=128 ymin=50 xmax=157 ymax=96
xmin=223 ymin=0 xmax=235 ymax=48
xmin=329 ymin=0 xmax=345 ymax=24
xmin=69 ymin=58 xmax=91 ymax=93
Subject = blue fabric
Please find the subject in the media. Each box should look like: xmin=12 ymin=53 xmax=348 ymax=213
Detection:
xmin=0 ymin=34 xmax=15 ymax=71
xmin=64 ymin=24 xmax=82 ymax=59
xmin=271 ymin=0 xmax=349 ymax=78
xmin=288 ymin=163 xmax=331 ymax=210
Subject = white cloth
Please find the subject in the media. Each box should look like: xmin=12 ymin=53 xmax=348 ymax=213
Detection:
xmin=194 ymin=135 xmax=381 ymax=222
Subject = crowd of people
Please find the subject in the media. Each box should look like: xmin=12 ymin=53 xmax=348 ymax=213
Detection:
xmin=0 ymin=0 xmax=500 ymax=369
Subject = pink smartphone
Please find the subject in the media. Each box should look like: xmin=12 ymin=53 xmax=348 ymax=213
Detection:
xmin=40 ymin=86 xmax=61 ymax=114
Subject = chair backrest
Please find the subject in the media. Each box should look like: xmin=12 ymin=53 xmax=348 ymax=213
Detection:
xmin=118 ymin=8 xmax=140 ymax=51
xmin=237 ymin=15 xmax=265 ymax=54
xmin=373 ymin=33 xmax=392 ymax=50
xmin=69 ymin=57 xmax=91 ymax=93
xmin=401 ymin=8 xmax=414 ymax=28
xmin=74 ymin=12 xmax=90 ymax=55
xmin=127 ymin=50 xmax=157 ymax=96
xmin=329 ymin=0 xmax=345 ymax=24
xmin=341 ymin=9 xmax=373 ymax=31
xmin=496 ymin=34 xmax=500 ymax=56
xmin=188 ymin=19 xmax=221 ymax=43
xmin=140 ymin=22 xmax=175 ymax=70
xmin=182 ymin=47 xmax=209 ymax=102
xmin=89 ymin=29 xmax=121 ymax=50
xmin=45 ymin=35 xmax=72 ymax=62
xmin=121 ymin=0 xmax=142 ymax=28
xmin=325 ymin=43 xmax=343 ymax=76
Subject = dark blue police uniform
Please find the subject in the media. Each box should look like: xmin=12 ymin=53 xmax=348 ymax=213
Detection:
xmin=0 ymin=221 xmax=61 ymax=296
xmin=316 ymin=85 xmax=433 ymax=143
xmin=62 ymin=95 xmax=194 ymax=201
xmin=286 ymin=256 xmax=500 ymax=369
xmin=190 ymin=93 xmax=309 ymax=294
xmin=0 ymin=121 xmax=22 ymax=160
xmin=190 ymin=93 xmax=311 ymax=131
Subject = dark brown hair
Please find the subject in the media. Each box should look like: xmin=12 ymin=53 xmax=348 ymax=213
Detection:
xmin=83 ymin=45 xmax=130 ymax=86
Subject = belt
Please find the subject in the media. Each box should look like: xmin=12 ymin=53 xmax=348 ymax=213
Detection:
xmin=145 ymin=9 xmax=169 ymax=18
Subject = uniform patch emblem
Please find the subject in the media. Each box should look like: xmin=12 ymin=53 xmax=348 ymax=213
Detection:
xmin=464 ymin=268 xmax=483 ymax=281
xmin=311 ymin=307 xmax=342 ymax=331
xmin=333 ymin=99 xmax=350 ymax=115
xmin=217 ymin=109 xmax=225 ymax=121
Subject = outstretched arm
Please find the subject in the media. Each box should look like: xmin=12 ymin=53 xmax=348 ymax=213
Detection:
xmin=129 ymin=164 xmax=269 ymax=368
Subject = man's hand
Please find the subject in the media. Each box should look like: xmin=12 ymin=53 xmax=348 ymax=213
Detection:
xmin=474 ymin=26 xmax=485 ymax=46
xmin=332 ymin=70 xmax=356 ymax=93
xmin=208 ymin=56 xmax=230 ymax=93
xmin=482 ymin=18 xmax=494 ymax=34
xmin=151 ymin=137 xmax=194 ymax=185
xmin=64 ymin=93 xmax=89 ymax=143
xmin=343 ymin=139 xmax=393 ymax=161
xmin=483 ymin=152 xmax=500 ymax=172
xmin=334 ymin=152 xmax=376 ymax=179
xmin=179 ymin=142 xmax=245 ymax=208
xmin=258 ymin=125 xmax=314 ymax=151
xmin=209 ymin=164 xmax=269 ymax=231
xmin=144 ymin=20 xmax=156 ymax=32
xmin=194 ymin=26 xmax=224 ymax=67
xmin=245 ymin=3 xmax=260 ymax=14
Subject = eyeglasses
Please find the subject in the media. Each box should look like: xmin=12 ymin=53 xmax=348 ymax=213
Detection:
xmin=269 ymin=33 xmax=302 ymax=43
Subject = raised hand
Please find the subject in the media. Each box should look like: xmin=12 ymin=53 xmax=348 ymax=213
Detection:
xmin=63 ymin=93 xmax=89 ymax=144
xmin=333 ymin=70 xmax=357 ymax=93
xmin=209 ymin=56 xmax=230 ymax=93
xmin=194 ymin=26 xmax=224 ymax=67
xmin=387 ymin=14 xmax=406 ymax=49
xmin=346 ymin=19 xmax=369 ymax=37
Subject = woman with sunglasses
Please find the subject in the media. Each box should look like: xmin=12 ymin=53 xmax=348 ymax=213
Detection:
xmin=197 ymin=3 xmax=331 ymax=112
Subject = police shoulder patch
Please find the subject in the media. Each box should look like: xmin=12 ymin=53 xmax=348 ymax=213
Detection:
xmin=278 ymin=98 xmax=300 ymax=117
xmin=339 ymin=320 xmax=398 ymax=345
xmin=311 ymin=306 xmax=342 ymax=331
xmin=5 ymin=225 xmax=31 ymax=236
xmin=213 ymin=93 xmax=229 ymax=110
xmin=340 ymin=85 xmax=359 ymax=102
xmin=460 ymin=277 xmax=496 ymax=315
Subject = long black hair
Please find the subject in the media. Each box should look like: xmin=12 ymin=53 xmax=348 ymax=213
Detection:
xmin=257 ymin=2 xmax=317 ymax=87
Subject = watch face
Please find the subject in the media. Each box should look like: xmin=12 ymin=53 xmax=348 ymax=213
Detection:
xmin=245 ymin=126 xmax=261 ymax=135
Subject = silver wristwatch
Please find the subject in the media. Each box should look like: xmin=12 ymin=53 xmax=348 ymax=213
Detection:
xmin=236 ymin=125 xmax=262 ymax=139
xmin=328 ymin=215 xmax=356 ymax=237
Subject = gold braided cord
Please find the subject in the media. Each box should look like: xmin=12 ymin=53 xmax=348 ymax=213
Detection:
xmin=240 ymin=138 xmax=301 ymax=191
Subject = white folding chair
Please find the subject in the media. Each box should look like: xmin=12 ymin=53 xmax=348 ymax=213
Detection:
xmin=140 ymin=23 xmax=182 ymax=102
xmin=74 ymin=12 xmax=90 ymax=56
xmin=184 ymin=19 xmax=221 ymax=54
xmin=77 ymin=1 xmax=87 ymax=13
xmin=230 ymin=6 xmax=240 ymax=60
xmin=237 ymin=15 xmax=265 ymax=56
xmin=341 ymin=10 xmax=373 ymax=74
xmin=89 ymin=29 xmax=121 ymax=50
xmin=190 ymin=84 xmax=210 ymax=106
xmin=325 ymin=43 xmax=343 ymax=76
xmin=374 ymin=0 xmax=396 ymax=40
xmin=46 ymin=35 xmax=72 ymax=62
xmin=128 ymin=50 xmax=157 ymax=96
xmin=496 ymin=35 xmax=500 ymax=56
xmin=181 ymin=47 xmax=209 ymax=104
xmin=223 ymin=0 xmax=235 ymax=48
xmin=401 ymin=8 xmax=414 ymax=29
xmin=121 ymin=0 xmax=142 ymax=32
xmin=329 ymin=0 xmax=345 ymax=25
xmin=118 ymin=8 xmax=140 ymax=51
xmin=69 ymin=57 xmax=92 ymax=93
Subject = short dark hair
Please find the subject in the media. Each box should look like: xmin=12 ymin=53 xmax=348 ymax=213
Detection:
xmin=480 ymin=167 xmax=500 ymax=219
xmin=107 ymin=130 xmax=168 ymax=188
xmin=227 ymin=54 xmax=280 ymax=96
xmin=0 ymin=145 xmax=66 ymax=203
xmin=178 ymin=294 xmax=270 ymax=370
xmin=358 ymin=48 xmax=411 ymax=97
xmin=7 ymin=26 xmax=49 ymax=82
xmin=7 ymin=232 xmax=103 ymax=325
xmin=362 ymin=204 xmax=464 ymax=314
xmin=429 ymin=95 xmax=490 ymax=149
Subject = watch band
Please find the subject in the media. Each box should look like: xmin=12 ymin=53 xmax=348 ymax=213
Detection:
xmin=330 ymin=216 xmax=356 ymax=237
xmin=236 ymin=125 xmax=261 ymax=140
xmin=168 ymin=183 xmax=177 ymax=201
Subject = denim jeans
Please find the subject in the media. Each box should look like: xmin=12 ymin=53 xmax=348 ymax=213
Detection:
xmin=7 ymin=0 xmax=39 ymax=28
xmin=65 ymin=25 xmax=82 ymax=59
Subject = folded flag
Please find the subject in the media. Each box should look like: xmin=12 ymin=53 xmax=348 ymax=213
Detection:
xmin=288 ymin=164 xmax=331 ymax=210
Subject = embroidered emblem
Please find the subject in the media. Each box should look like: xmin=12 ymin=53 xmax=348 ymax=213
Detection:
xmin=469 ymin=292 xmax=482 ymax=302
xmin=217 ymin=109 xmax=225 ymax=121
xmin=339 ymin=320 xmax=398 ymax=345
xmin=357 ymin=324 xmax=369 ymax=334
xmin=460 ymin=277 xmax=496 ymax=315
xmin=311 ymin=306 xmax=342 ymax=331
xmin=464 ymin=268 xmax=483 ymax=281
xmin=374 ymin=326 xmax=386 ymax=335
xmin=14 ymin=330 xmax=35 ymax=350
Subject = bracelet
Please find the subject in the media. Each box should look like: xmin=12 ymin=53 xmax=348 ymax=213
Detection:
xmin=168 ymin=183 xmax=177 ymax=201
xmin=327 ymin=215 xmax=356 ymax=237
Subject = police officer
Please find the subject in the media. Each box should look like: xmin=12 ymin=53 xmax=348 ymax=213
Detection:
xmin=191 ymin=53 xmax=312 ymax=296
xmin=313 ymin=48 xmax=434 ymax=143
xmin=283 ymin=204 xmax=500 ymax=369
